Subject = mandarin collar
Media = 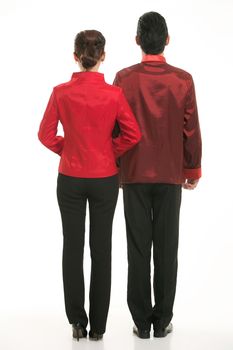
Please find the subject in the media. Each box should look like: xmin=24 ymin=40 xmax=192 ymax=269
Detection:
xmin=71 ymin=71 xmax=105 ymax=83
xmin=142 ymin=55 xmax=166 ymax=63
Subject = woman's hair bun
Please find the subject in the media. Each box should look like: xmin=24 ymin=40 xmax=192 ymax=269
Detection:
xmin=74 ymin=30 xmax=105 ymax=69
xmin=80 ymin=55 xmax=98 ymax=69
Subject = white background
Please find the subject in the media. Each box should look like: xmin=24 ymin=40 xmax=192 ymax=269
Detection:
xmin=0 ymin=0 xmax=233 ymax=349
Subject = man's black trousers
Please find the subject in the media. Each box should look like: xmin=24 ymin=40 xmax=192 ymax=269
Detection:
xmin=123 ymin=183 xmax=182 ymax=331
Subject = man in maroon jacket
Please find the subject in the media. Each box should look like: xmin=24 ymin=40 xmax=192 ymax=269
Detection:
xmin=114 ymin=12 xmax=202 ymax=339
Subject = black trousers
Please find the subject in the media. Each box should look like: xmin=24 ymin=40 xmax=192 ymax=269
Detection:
xmin=123 ymin=183 xmax=182 ymax=331
xmin=57 ymin=173 xmax=119 ymax=334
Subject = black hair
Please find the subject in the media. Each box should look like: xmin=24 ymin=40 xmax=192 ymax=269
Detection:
xmin=137 ymin=12 xmax=168 ymax=54
xmin=74 ymin=30 xmax=105 ymax=69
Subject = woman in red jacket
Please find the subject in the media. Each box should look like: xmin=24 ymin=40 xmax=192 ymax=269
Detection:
xmin=38 ymin=30 xmax=141 ymax=341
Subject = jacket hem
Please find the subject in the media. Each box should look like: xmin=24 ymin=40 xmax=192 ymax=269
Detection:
xmin=58 ymin=169 xmax=119 ymax=179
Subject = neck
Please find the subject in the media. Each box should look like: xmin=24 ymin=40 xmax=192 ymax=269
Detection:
xmin=80 ymin=67 xmax=99 ymax=72
xmin=142 ymin=51 xmax=164 ymax=57
xmin=80 ymin=62 xmax=101 ymax=72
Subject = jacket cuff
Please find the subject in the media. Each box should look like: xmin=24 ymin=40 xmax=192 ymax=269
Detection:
xmin=184 ymin=167 xmax=202 ymax=179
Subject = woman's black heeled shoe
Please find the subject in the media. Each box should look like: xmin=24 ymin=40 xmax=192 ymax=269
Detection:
xmin=89 ymin=330 xmax=103 ymax=341
xmin=72 ymin=323 xmax=87 ymax=341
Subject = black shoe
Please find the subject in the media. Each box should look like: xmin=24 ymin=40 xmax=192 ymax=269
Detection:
xmin=89 ymin=330 xmax=103 ymax=341
xmin=72 ymin=323 xmax=87 ymax=341
xmin=153 ymin=323 xmax=173 ymax=338
xmin=133 ymin=325 xmax=150 ymax=339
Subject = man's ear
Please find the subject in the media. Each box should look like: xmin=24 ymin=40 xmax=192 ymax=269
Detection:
xmin=166 ymin=35 xmax=170 ymax=46
xmin=135 ymin=35 xmax=141 ymax=46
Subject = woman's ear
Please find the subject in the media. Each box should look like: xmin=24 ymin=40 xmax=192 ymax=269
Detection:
xmin=101 ymin=52 xmax=106 ymax=62
xmin=73 ymin=52 xmax=79 ymax=62
xmin=166 ymin=35 xmax=170 ymax=46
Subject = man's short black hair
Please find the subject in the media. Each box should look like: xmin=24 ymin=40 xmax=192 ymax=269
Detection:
xmin=137 ymin=12 xmax=168 ymax=54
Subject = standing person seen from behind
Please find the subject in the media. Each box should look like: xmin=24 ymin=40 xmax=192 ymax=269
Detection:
xmin=114 ymin=12 xmax=202 ymax=339
xmin=38 ymin=30 xmax=141 ymax=341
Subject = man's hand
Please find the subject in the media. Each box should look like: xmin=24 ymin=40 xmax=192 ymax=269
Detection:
xmin=182 ymin=179 xmax=199 ymax=190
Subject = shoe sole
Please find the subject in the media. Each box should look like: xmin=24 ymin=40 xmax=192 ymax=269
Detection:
xmin=73 ymin=328 xmax=87 ymax=340
xmin=154 ymin=329 xmax=172 ymax=338
xmin=133 ymin=329 xmax=150 ymax=339
xmin=89 ymin=335 xmax=103 ymax=341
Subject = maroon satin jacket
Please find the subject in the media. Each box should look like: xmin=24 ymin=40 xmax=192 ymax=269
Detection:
xmin=38 ymin=72 xmax=141 ymax=178
xmin=114 ymin=55 xmax=202 ymax=184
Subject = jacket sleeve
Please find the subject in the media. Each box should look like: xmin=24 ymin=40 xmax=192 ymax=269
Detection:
xmin=112 ymin=89 xmax=141 ymax=159
xmin=112 ymin=74 xmax=121 ymax=138
xmin=38 ymin=89 xmax=64 ymax=156
xmin=183 ymin=77 xmax=202 ymax=179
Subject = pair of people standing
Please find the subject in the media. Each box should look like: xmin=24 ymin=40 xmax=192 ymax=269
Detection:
xmin=38 ymin=11 xmax=202 ymax=341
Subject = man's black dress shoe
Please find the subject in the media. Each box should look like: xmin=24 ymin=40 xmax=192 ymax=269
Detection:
xmin=72 ymin=323 xmax=87 ymax=341
xmin=153 ymin=323 xmax=173 ymax=338
xmin=133 ymin=325 xmax=150 ymax=339
xmin=89 ymin=330 xmax=103 ymax=341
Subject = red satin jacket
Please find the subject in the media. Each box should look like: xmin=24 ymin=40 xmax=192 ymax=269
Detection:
xmin=38 ymin=72 xmax=141 ymax=178
xmin=114 ymin=55 xmax=202 ymax=184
